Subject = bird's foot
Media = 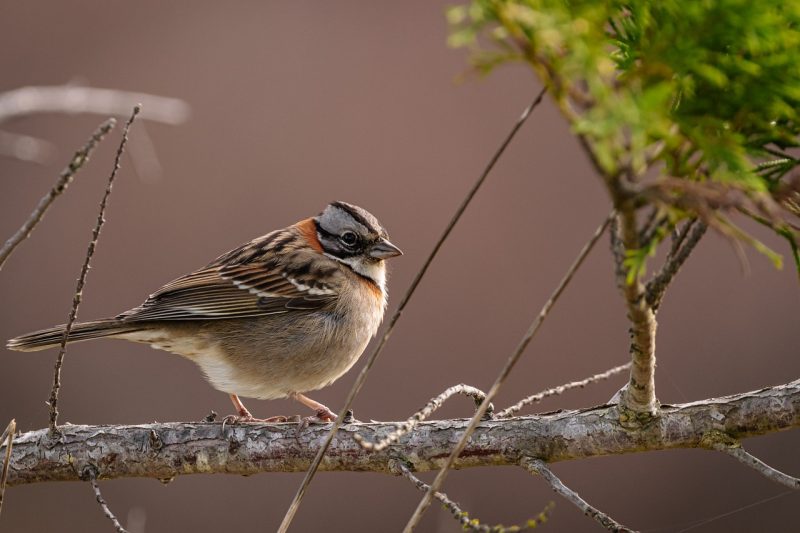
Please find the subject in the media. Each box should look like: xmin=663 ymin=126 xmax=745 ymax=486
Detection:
xmin=221 ymin=413 xmax=293 ymax=432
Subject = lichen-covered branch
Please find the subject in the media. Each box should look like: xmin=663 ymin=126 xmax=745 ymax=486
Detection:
xmin=4 ymin=379 xmax=798 ymax=486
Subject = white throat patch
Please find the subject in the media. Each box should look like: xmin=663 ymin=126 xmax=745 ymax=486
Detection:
xmin=325 ymin=254 xmax=386 ymax=295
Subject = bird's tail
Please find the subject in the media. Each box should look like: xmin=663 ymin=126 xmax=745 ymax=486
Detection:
xmin=6 ymin=319 xmax=140 ymax=352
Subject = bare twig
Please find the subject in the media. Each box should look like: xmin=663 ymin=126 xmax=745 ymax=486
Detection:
xmin=6 ymin=378 xmax=799 ymax=485
xmin=355 ymin=384 xmax=492 ymax=451
xmin=47 ymin=107 xmax=140 ymax=435
xmin=0 ymin=85 xmax=189 ymax=125
xmin=497 ymin=363 xmax=630 ymax=419
xmin=0 ymin=119 xmax=116 ymax=271
xmin=394 ymin=461 xmax=552 ymax=532
xmin=277 ymin=87 xmax=548 ymax=533
xmin=646 ymin=220 xmax=707 ymax=311
xmin=403 ymin=211 xmax=613 ymax=532
xmin=87 ymin=473 xmax=129 ymax=533
xmin=710 ymin=442 xmax=800 ymax=490
xmin=0 ymin=419 xmax=16 ymax=518
xmin=522 ymin=457 xmax=634 ymax=532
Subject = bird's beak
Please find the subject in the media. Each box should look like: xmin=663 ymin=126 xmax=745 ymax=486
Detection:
xmin=369 ymin=238 xmax=403 ymax=259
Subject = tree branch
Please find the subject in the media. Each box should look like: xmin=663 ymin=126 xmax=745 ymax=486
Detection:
xmin=710 ymin=441 xmax=800 ymax=490
xmin=395 ymin=461 xmax=552 ymax=532
xmin=0 ymin=119 xmax=116 ymax=271
xmin=521 ymin=458 xmax=633 ymax=532
xmin=616 ymin=209 xmax=659 ymax=418
xmin=5 ymin=379 xmax=797 ymax=486
xmin=646 ymin=220 xmax=708 ymax=311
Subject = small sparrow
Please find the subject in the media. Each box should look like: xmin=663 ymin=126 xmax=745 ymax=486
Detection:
xmin=7 ymin=202 xmax=402 ymax=422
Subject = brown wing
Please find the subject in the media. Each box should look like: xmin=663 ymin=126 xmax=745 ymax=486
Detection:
xmin=119 ymin=259 xmax=339 ymax=322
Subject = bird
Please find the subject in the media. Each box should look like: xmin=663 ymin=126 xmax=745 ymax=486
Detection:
xmin=7 ymin=201 xmax=402 ymax=423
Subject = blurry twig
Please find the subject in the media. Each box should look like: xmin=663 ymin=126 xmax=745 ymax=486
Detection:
xmin=0 ymin=119 xmax=116 ymax=271
xmin=277 ymin=87 xmax=549 ymax=533
xmin=0 ymin=85 xmax=189 ymax=125
xmin=394 ymin=461 xmax=552 ymax=532
xmin=403 ymin=210 xmax=614 ymax=532
xmin=710 ymin=442 xmax=800 ymax=490
xmin=354 ymin=384 xmax=493 ymax=452
xmin=47 ymin=107 xmax=140 ymax=435
xmin=522 ymin=457 xmax=634 ymax=532
xmin=87 ymin=472 xmax=128 ymax=533
xmin=0 ymin=130 xmax=54 ymax=164
xmin=497 ymin=362 xmax=631 ymax=419
xmin=0 ymin=419 xmax=16 ymax=519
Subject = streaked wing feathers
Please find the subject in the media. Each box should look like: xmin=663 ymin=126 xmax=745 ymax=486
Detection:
xmin=120 ymin=260 xmax=337 ymax=322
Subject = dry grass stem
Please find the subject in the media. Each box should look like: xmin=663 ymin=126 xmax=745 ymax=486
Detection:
xmin=277 ymin=87 xmax=548 ymax=533
xmin=47 ymin=106 xmax=140 ymax=435
xmin=395 ymin=461 xmax=552 ymax=532
xmin=497 ymin=363 xmax=631 ymax=419
xmin=0 ymin=119 xmax=116 ymax=271
xmin=522 ymin=458 xmax=634 ymax=532
xmin=0 ymin=419 xmax=16 ymax=518
xmin=402 ymin=211 xmax=614 ymax=532
xmin=355 ymin=384 xmax=492 ymax=452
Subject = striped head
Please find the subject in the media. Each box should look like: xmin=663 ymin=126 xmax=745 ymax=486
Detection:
xmin=314 ymin=201 xmax=402 ymax=292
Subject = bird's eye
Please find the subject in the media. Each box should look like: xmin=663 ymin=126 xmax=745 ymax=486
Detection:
xmin=340 ymin=231 xmax=358 ymax=246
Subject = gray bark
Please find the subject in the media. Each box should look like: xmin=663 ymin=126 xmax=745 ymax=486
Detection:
xmin=5 ymin=378 xmax=798 ymax=485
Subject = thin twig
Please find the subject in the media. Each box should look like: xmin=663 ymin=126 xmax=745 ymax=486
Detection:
xmin=47 ymin=107 xmax=140 ymax=435
xmin=0 ymin=85 xmax=189 ymax=125
xmin=403 ymin=211 xmax=614 ymax=532
xmin=0 ymin=419 xmax=16 ymax=519
xmin=497 ymin=363 xmax=630 ymax=419
xmin=394 ymin=461 xmax=552 ymax=532
xmin=0 ymin=119 xmax=116 ymax=271
xmin=354 ymin=384 xmax=492 ymax=451
xmin=711 ymin=443 xmax=800 ymax=490
xmin=646 ymin=220 xmax=707 ymax=310
xmin=88 ymin=474 xmax=129 ymax=533
xmin=522 ymin=457 xmax=634 ymax=532
xmin=276 ymin=87 xmax=548 ymax=533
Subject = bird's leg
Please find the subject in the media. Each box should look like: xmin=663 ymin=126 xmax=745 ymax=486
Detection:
xmin=290 ymin=392 xmax=337 ymax=422
xmin=222 ymin=394 xmax=289 ymax=427
xmin=230 ymin=394 xmax=254 ymax=419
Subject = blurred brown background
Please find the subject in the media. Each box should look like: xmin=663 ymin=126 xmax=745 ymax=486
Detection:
xmin=1 ymin=2 xmax=798 ymax=532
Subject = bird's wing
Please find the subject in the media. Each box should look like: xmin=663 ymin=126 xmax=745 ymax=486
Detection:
xmin=119 ymin=260 xmax=339 ymax=322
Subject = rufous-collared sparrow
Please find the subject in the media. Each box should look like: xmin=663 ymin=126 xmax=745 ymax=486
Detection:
xmin=7 ymin=202 xmax=402 ymax=422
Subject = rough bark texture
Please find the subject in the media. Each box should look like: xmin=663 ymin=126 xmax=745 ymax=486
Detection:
xmin=4 ymin=379 xmax=797 ymax=486
xmin=617 ymin=209 xmax=660 ymax=416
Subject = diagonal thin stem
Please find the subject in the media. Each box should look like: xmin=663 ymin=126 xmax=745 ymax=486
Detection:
xmin=276 ymin=87 xmax=548 ymax=533
xmin=0 ymin=419 xmax=16 ymax=519
xmin=395 ymin=461 xmax=553 ymax=532
xmin=0 ymin=119 xmax=116 ymax=270
xmin=88 ymin=475 xmax=128 ymax=533
xmin=711 ymin=442 xmax=800 ymax=490
xmin=522 ymin=457 xmax=634 ymax=532
xmin=497 ymin=362 xmax=630 ymax=418
xmin=47 ymin=106 xmax=140 ymax=435
xmin=403 ymin=210 xmax=614 ymax=532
